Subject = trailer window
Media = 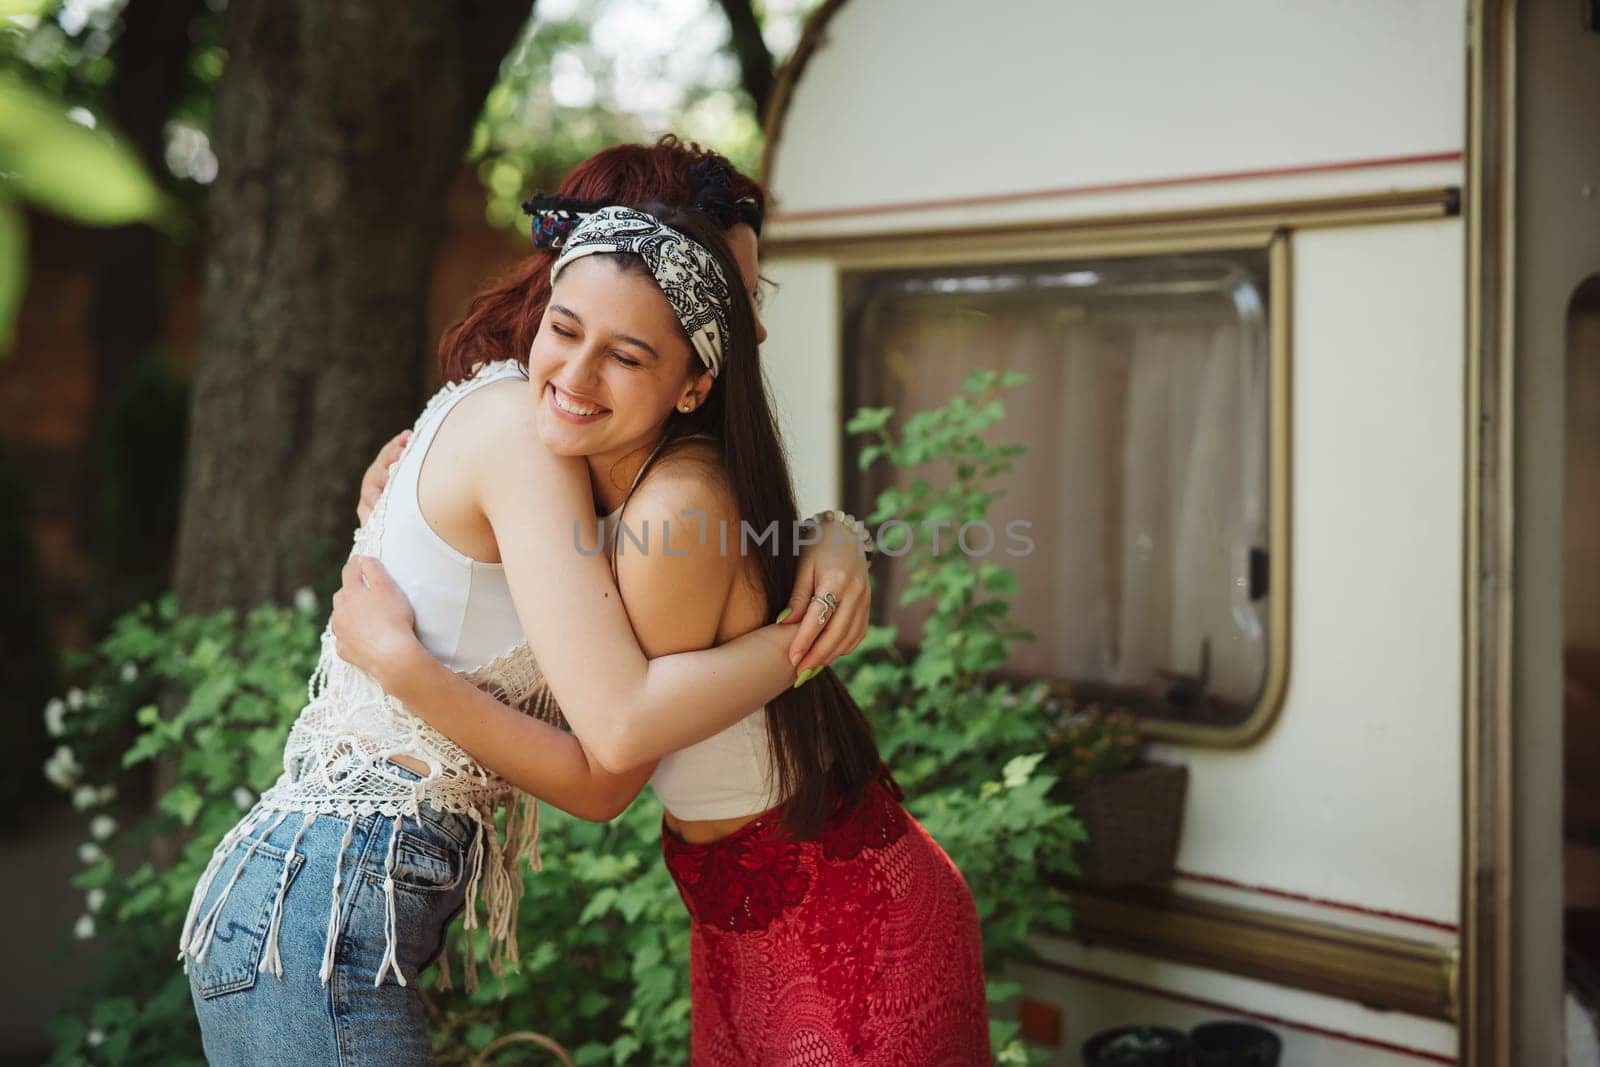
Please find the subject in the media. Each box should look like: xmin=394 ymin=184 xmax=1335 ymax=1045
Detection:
xmin=843 ymin=252 xmax=1273 ymax=731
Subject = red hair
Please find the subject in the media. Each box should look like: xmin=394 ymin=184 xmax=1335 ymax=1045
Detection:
xmin=437 ymin=136 xmax=768 ymax=383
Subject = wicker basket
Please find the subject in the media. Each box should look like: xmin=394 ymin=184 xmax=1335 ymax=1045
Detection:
xmin=469 ymin=1032 xmax=575 ymax=1066
xmin=1066 ymin=762 xmax=1188 ymax=888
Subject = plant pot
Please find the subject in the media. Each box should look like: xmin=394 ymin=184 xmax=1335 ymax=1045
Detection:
xmin=1188 ymin=1021 xmax=1282 ymax=1066
xmin=1067 ymin=762 xmax=1188 ymax=887
xmin=1082 ymin=1024 xmax=1190 ymax=1067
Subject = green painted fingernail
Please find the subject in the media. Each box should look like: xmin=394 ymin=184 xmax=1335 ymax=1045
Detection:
xmin=775 ymin=608 xmax=792 ymax=624
xmin=792 ymin=666 xmax=819 ymax=689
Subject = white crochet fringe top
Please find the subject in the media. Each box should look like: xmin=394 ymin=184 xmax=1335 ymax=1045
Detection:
xmin=179 ymin=360 xmax=589 ymax=994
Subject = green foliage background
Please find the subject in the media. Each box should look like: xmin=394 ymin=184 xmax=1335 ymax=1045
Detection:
xmin=40 ymin=373 xmax=1080 ymax=1064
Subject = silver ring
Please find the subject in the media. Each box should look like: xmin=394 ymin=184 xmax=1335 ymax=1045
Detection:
xmin=810 ymin=591 xmax=838 ymax=627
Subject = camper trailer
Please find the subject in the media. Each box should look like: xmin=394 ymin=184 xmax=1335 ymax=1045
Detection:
xmin=755 ymin=2 xmax=1598 ymax=1064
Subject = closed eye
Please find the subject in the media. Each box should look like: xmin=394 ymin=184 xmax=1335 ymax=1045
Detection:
xmin=550 ymin=323 xmax=577 ymax=339
xmin=611 ymin=351 xmax=642 ymax=369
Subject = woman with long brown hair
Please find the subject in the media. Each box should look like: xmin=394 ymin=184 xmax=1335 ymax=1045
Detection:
xmin=330 ymin=199 xmax=990 ymax=1062
xmin=357 ymin=138 xmax=867 ymax=671
xmin=178 ymin=141 xmax=880 ymax=1065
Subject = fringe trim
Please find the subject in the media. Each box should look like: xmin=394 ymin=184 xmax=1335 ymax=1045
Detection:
xmin=318 ymin=814 xmax=359 ymax=984
xmin=259 ymin=811 xmax=317 ymax=978
xmin=188 ymin=811 xmax=291 ymax=964
xmin=178 ymin=789 xmax=545 ymax=994
xmin=373 ymin=814 xmax=405 ymax=988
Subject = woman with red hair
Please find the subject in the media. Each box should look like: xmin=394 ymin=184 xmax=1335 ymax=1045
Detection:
xmin=179 ymin=140 xmax=977 ymax=1065
xmin=329 ymin=193 xmax=990 ymax=1063
xmin=358 ymin=137 xmax=863 ymax=668
xmin=319 ymin=142 xmax=990 ymax=1062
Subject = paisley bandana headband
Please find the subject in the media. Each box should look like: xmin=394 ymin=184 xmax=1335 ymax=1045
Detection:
xmin=550 ymin=206 xmax=732 ymax=378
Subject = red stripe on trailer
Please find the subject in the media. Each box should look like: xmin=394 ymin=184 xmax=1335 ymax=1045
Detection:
xmin=771 ymin=151 xmax=1465 ymax=223
xmin=1172 ymin=869 xmax=1460 ymax=934
xmin=1041 ymin=961 xmax=1458 ymax=1064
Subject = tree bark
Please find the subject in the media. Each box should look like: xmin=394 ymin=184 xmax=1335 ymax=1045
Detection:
xmin=174 ymin=0 xmax=530 ymax=614
xmin=713 ymin=0 xmax=775 ymax=120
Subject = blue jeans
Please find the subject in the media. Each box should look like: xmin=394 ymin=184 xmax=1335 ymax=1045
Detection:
xmin=185 ymin=766 xmax=475 ymax=1065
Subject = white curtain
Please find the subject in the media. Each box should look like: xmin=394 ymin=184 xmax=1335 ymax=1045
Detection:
xmin=860 ymin=278 xmax=1268 ymax=717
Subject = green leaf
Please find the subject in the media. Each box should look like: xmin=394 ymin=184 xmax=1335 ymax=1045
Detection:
xmin=158 ymin=782 xmax=204 ymax=826
xmin=122 ymin=731 xmax=168 ymax=767
xmin=71 ymin=858 xmax=113 ymax=889
xmin=845 ymin=406 xmax=894 ymax=434
xmin=963 ymin=368 xmax=999 ymax=394
xmin=578 ymin=885 xmax=618 ymax=923
xmin=0 ymin=77 xmax=171 ymax=227
xmin=1002 ymin=752 xmax=1046 ymax=788
xmin=614 ymin=881 xmax=654 ymax=923
xmin=986 ymin=978 xmax=1023 ymax=1003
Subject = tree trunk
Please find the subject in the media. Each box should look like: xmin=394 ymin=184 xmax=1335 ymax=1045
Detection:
xmin=713 ymin=0 xmax=775 ymax=120
xmin=174 ymin=0 xmax=530 ymax=614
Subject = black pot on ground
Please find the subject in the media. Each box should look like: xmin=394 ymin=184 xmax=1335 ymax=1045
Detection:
xmin=1189 ymin=1021 xmax=1282 ymax=1066
xmin=1082 ymin=1024 xmax=1190 ymax=1067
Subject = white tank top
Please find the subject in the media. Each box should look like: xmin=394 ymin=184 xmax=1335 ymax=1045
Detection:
xmin=382 ymin=361 xmax=622 ymax=668
xmin=390 ymin=367 xmax=779 ymax=822
xmin=213 ymin=361 xmax=576 ymax=993
xmin=604 ymin=436 xmax=780 ymax=822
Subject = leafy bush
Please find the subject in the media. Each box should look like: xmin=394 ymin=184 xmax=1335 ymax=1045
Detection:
xmin=42 ymin=594 xmax=322 ymax=1066
xmin=44 ymin=371 xmax=1081 ymax=1065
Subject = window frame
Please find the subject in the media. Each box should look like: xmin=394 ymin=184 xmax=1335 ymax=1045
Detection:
xmin=834 ymin=231 xmax=1292 ymax=748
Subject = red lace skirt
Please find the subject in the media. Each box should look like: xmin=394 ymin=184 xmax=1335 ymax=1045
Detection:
xmin=661 ymin=779 xmax=990 ymax=1066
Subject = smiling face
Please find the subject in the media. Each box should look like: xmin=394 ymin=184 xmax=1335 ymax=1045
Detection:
xmin=527 ymin=220 xmax=766 ymax=508
xmin=528 ymin=254 xmax=710 ymax=505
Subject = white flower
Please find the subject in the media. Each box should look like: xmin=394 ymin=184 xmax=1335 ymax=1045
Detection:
xmin=43 ymin=698 xmax=67 ymax=738
xmin=78 ymin=842 xmax=104 ymax=865
xmin=86 ymin=1029 xmax=104 ymax=1048
xmin=66 ymin=687 xmax=85 ymax=711
xmin=232 ymin=786 xmax=255 ymax=811
xmin=44 ymin=746 xmax=82 ymax=790
xmin=73 ymin=915 xmax=95 ymax=940
xmin=120 ymin=662 xmax=138 ymax=683
xmin=96 ymin=784 xmax=116 ymax=804
xmin=90 ymin=814 xmax=117 ymax=841
xmin=87 ymin=888 xmax=106 ymax=913
xmin=294 ymin=586 xmax=317 ymax=614
xmin=72 ymin=785 xmax=99 ymax=811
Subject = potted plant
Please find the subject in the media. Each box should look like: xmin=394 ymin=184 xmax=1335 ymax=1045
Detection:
xmin=1046 ymin=702 xmax=1188 ymax=888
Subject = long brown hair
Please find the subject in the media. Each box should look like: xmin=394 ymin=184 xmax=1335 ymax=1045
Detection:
xmin=620 ymin=203 xmax=888 ymax=839
xmin=438 ymin=137 xmax=767 ymax=383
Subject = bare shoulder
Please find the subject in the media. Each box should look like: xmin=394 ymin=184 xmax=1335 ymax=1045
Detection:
xmin=628 ymin=438 xmax=735 ymax=522
xmin=451 ymin=376 xmax=538 ymax=439
xmin=429 ymin=375 xmax=587 ymax=523
xmin=437 ymin=376 xmax=546 ymax=475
